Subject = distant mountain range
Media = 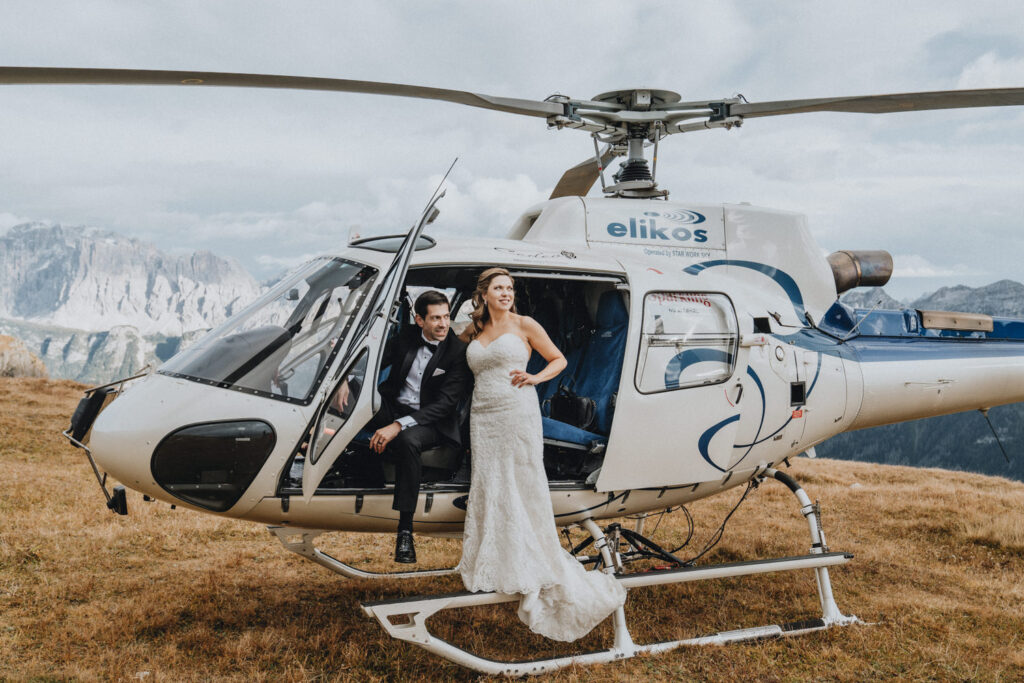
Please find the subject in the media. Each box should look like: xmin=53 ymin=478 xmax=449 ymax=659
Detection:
xmin=0 ymin=222 xmax=264 ymax=384
xmin=841 ymin=280 xmax=1024 ymax=317
xmin=1 ymin=222 xmax=1021 ymax=482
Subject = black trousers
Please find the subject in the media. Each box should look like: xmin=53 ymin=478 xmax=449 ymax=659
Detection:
xmin=368 ymin=400 xmax=441 ymax=513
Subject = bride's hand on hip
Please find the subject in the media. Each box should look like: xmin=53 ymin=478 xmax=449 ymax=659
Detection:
xmin=509 ymin=369 xmax=539 ymax=387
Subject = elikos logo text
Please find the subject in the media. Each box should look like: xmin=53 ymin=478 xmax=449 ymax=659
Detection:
xmin=606 ymin=210 xmax=708 ymax=243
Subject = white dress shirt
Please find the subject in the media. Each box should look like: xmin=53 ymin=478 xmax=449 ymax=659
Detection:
xmin=395 ymin=333 xmax=439 ymax=430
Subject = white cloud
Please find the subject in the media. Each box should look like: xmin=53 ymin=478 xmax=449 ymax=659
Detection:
xmin=957 ymin=52 xmax=1024 ymax=89
xmin=0 ymin=212 xmax=31 ymax=232
xmin=438 ymin=174 xmax=548 ymax=238
xmin=892 ymin=254 xmax=975 ymax=279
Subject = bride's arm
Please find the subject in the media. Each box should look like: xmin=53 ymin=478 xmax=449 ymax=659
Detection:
xmin=510 ymin=316 xmax=567 ymax=387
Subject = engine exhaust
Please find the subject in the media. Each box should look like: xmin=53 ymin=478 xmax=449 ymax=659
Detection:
xmin=827 ymin=250 xmax=893 ymax=294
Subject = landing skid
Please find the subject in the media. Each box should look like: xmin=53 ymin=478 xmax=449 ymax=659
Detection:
xmin=360 ymin=468 xmax=861 ymax=675
xmin=362 ymin=552 xmax=854 ymax=675
xmin=267 ymin=526 xmax=459 ymax=580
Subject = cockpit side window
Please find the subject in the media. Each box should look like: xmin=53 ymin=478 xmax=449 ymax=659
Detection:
xmin=635 ymin=292 xmax=738 ymax=394
xmin=160 ymin=257 xmax=377 ymax=404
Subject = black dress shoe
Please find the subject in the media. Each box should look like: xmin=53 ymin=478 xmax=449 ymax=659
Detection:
xmin=394 ymin=530 xmax=416 ymax=564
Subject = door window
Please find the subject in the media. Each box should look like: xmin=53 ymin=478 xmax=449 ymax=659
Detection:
xmin=309 ymin=349 xmax=371 ymax=465
xmin=635 ymin=292 xmax=738 ymax=393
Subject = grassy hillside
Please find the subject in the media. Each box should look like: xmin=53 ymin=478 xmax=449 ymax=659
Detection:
xmin=1 ymin=378 xmax=1022 ymax=681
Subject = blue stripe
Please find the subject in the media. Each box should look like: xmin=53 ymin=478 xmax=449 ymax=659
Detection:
xmin=779 ymin=328 xmax=1024 ymax=364
xmin=728 ymin=367 xmax=766 ymax=470
xmin=845 ymin=337 xmax=1024 ymax=362
xmin=807 ymin=352 xmax=822 ymax=397
xmin=736 ymin=414 xmax=794 ymax=448
xmin=697 ymin=414 xmax=739 ymax=473
xmin=685 ymin=259 xmax=806 ymax=321
xmin=664 ymin=348 xmax=732 ymax=389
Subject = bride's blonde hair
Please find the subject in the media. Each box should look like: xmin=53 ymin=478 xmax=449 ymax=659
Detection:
xmin=469 ymin=267 xmax=515 ymax=339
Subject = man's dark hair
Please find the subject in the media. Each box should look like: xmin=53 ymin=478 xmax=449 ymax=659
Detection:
xmin=414 ymin=290 xmax=450 ymax=318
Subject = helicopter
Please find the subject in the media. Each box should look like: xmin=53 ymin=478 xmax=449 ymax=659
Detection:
xmin=5 ymin=66 xmax=1024 ymax=675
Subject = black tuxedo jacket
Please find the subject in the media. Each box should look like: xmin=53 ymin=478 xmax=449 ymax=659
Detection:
xmin=378 ymin=328 xmax=471 ymax=445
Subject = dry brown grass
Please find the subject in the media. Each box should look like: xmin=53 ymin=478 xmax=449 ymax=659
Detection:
xmin=2 ymin=376 xmax=1022 ymax=681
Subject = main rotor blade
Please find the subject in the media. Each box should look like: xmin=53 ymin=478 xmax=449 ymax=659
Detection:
xmin=0 ymin=66 xmax=563 ymax=119
xmin=549 ymin=147 xmax=617 ymax=199
xmin=731 ymin=87 xmax=1024 ymax=118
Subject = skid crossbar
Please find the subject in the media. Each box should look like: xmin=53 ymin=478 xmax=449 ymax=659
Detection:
xmin=361 ymin=551 xmax=854 ymax=676
xmin=268 ymin=525 xmax=459 ymax=579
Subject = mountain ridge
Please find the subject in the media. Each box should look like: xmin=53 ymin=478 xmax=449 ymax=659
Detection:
xmin=0 ymin=222 xmax=262 ymax=336
xmin=0 ymin=222 xmax=265 ymax=384
xmin=841 ymin=279 xmax=1024 ymax=317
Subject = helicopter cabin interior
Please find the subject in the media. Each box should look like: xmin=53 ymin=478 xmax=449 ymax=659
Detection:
xmin=278 ymin=264 xmax=630 ymax=496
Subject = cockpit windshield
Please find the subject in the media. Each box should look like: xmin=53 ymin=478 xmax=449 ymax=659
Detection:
xmin=160 ymin=257 xmax=378 ymax=404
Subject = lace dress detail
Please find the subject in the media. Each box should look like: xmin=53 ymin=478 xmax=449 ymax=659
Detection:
xmin=459 ymin=333 xmax=626 ymax=641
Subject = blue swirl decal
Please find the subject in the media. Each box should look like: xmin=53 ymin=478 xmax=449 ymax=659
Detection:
xmin=684 ymin=260 xmax=806 ymax=321
xmin=735 ymin=414 xmax=793 ymax=448
xmin=664 ymin=348 xmax=732 ymax=389
xmin=728 ymin=367 xmax=766 ymax=470
xmin=807 ymin=351 xmax=822 ymax=397
xmin=697 ymin=414 xmax=738 ymax=473
xmin=720 ymin=356 xmax=823 ymax=466
xmin=669 ymin=347 xmax=737 ymax=471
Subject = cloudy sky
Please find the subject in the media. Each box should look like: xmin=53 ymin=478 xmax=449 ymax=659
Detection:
xmin=2 ymin=2 xmax=1023 ymax=299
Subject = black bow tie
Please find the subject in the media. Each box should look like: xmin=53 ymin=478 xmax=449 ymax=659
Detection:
xmin=419 ymin=337 xmax=438 ymax=354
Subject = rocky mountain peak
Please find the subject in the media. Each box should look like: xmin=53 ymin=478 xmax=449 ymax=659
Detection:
xmin=840 ymin=287 xmax=905 ymax=310
xmin=911 ymin=280 xmax=1024 ymax=317
xmin=0 ymin=222 xmax=262 ymax=336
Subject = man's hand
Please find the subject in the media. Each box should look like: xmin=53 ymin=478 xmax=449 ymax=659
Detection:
xmin=330 ymin=380 xmax=351 ymax=413
xmin=370 ymin=422 xmax=402 ymax=453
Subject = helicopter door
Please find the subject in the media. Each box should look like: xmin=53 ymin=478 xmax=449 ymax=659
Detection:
xmin=597 ymin=291 xmax=743 ymax=491
xmin=301 ymin=190 xmax=447 ymax=499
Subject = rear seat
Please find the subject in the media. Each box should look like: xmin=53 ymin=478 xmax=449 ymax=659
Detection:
xmin=535 ymin=290 xmax=629 ymax=447
xmin=566 ymin=290 xmax=628 ymax=434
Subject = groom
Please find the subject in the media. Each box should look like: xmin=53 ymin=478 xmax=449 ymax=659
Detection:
xmin=368 ymin=290 xmax=471 ymax=563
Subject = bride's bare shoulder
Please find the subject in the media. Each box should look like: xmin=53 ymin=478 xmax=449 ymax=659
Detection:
xmin=516 ymin=314 xmax=543 ymax=333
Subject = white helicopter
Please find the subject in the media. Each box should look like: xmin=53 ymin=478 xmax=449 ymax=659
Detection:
xmin=6 ymin=67 xmax=1024 ymax=675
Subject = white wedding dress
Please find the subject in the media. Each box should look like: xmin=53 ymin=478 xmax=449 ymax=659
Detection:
xmin=458 ymin=332 xmax=626 ymax=641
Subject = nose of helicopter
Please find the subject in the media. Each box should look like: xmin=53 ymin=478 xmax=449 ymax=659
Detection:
xmin=87 ymin=373 xmax=302 ymax=512
xmin=88 ymin=379 xmax=172 ymax=493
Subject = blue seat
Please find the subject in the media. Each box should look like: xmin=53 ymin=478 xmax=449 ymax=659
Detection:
xmin=532 ymin=290 xmax=628 ymax=445
xmin=564 ymin=291 xmax=629 ymax=434
xmin=528 ymin=297 xmax=582 ymax=410
xmin=542 ymin=417 xmax=606 ymax=449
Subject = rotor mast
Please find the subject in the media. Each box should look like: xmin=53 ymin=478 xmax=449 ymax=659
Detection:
xmin=548 ymin=87 xmax=743 ymax=199
xmin=592 ymin=89 xmax=673 ymax=198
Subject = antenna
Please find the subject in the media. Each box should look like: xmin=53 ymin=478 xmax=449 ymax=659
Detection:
xmin=978 ymin=408 xmax=1011 ymax=463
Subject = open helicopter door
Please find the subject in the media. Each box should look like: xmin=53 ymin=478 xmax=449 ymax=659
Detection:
xmin=596 ymin=274 xmax=746 ymax=491
xmin=300 ymin=191 xmax=446 ymax=499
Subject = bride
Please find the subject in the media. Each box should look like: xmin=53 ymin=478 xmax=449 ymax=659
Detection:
xmin=457 ymin=267 xmax=627 ymax=641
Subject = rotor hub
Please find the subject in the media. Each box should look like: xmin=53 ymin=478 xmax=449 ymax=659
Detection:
xmin=590 ymin=88 xmax=682 ymax=111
